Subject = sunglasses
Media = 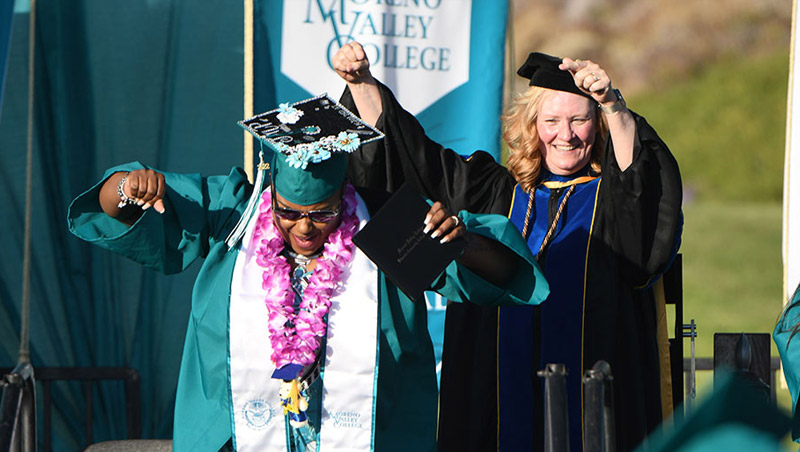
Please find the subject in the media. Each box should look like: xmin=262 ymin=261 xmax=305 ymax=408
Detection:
xmin=272 ymin=193 xmax=341 ymax=223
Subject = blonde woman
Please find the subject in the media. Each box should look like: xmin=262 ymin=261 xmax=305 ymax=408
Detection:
xmin=335 ymin=43 xmax=683 ymax=452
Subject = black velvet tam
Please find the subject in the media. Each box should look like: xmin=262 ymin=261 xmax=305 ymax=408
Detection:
xmin=517 ymin=52 xmax=592 ymax=99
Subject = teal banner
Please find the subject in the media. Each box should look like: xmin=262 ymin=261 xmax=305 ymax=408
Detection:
xmin=0 ymin=0 xmax=15 ymax=120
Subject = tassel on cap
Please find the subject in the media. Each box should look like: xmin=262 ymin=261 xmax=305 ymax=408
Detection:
xmin=225 ymin=149 xmax=269 ymax=249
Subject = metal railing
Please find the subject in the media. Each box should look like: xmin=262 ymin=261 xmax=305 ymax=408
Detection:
xmin=0 ymin=366 xmax=141 ymax=452
xmin=682 ymin=357 xmax=781 ymax=403
xmin=0 ymin=362 xmax=36 ymax=452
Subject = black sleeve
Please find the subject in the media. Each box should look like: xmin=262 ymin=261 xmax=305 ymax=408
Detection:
xmin=342 ymin=81 xmax=515 ymax=215
xmin=599 ymin=111 xmax=683 ymax=286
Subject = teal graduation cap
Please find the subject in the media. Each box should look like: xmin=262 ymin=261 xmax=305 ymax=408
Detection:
xmin=225 ymin=94 xmax=384 ymax=247
xmin=240 ymin=94 xmax=384 ymax=205
xmin=270 ymin=150 xmax=349 ymax=206
xmin=637 ymin=371 xmax=790 ymax=452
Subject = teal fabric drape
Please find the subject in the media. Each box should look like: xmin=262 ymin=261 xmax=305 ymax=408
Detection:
xmin=0 ymin=1 xmax=14 ymax=119
xmin=0 ymin=1 xmax=247 ymax=450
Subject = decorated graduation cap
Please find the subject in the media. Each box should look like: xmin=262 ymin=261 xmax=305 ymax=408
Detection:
xmin=225 ymin=94 xmax=384 ymax=248
xmin=517 ymin=52 xmax=592 ymax=100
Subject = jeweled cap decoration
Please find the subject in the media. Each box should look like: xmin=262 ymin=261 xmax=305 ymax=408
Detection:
xmin=239 ymin=94 xmax=384 ymax=205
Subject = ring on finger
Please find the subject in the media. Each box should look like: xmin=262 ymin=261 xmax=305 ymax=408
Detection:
xmin=449 ymin=215 xmax=460 ymax=227
xmin=592 ymin=73 xmax=600 ymax=81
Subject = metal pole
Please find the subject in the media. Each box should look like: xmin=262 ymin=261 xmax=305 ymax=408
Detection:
xmin=19 ymin=363 xmax=35 ymax=452
xmin=538 ymin=363 xmax=569 ymax=452
xmin=0 ymin=363 xmax=36 ymax=452
xmin=0 ymin=375 xmax=23 ymax=451
xmin=20 ymin=0 xmax=37 ymax=368
xmin=8 ymin=2 xmax=39 ymax=449
xmin=583 ymin=360 xmax=616 ymax=452
xmin=682 ymin=319 xmax=697 ymax=414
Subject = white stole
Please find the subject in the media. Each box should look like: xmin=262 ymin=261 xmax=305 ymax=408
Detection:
xmin=228 ymin=193 xmax=379 ymax=451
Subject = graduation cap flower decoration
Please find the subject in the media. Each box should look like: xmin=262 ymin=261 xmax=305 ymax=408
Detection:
xmin=239 ymin=94 xmax=384 ymax=170
xmin=226 ymin=94 xmax=384 ymax=249
xmin=276 ymin=102 xmax=304 ymax=124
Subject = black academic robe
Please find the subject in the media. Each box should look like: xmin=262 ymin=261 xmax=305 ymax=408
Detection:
xmin=343 ymin=82 xmax=683 ymax=452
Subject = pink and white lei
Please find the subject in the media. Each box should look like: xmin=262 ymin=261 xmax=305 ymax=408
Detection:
xmin=252 ymin=184 xmax=359 ymax=369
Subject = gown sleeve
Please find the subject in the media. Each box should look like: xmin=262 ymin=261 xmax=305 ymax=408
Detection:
xmin=774 ymin=290 xmax=800 ymax=441
xmin=342 ymin=81 xmax=515 ymax=215
xmin=599 ymin=112 xmax=684 ymax=287
xmin=431 ymin=211 xmax=549 ymax=307
xmin=67 ymin=162 xmax=251 ymax=274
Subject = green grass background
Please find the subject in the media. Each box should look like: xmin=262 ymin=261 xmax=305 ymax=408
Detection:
xmin=633 ymin=49 xmax=794 ymax=448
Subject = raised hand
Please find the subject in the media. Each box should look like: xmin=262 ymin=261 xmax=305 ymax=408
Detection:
xmin=332 ymin=41 xmax=373 ymax=84
xmin=122 ymin=169 xmax=166 ymax=213
xmin=100 ymin=169 xmax=166 ymax=225
xmin=559 ymin=57 xmax=618 ymax=105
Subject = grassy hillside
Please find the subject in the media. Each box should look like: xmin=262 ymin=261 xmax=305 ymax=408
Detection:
xmin=633 ymin=50 xmax=794 ymax=448
xmin=632 ymin=49 xmax=789 ymax=202
xmin=678 ymin=200 xmax=783 ymax=355
xmin=631 ymin=47 xmax=788 ymax=378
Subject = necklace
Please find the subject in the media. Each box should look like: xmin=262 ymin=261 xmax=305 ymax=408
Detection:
xmin=285 ymin=249 xmax=323 ymax=265
xmin=283 ymin=249 xmax=322 ymax=300
xmin=252 ymin=184 xmax=359 ymax=369
xmin=284 ymin=249 xmax=323 ymax=279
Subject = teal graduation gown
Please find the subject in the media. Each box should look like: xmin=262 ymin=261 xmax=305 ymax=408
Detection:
xmin=773 ymin=286 xmax=800 ymax=442
xmin=67 ymin=162 xmax=549 ymax=452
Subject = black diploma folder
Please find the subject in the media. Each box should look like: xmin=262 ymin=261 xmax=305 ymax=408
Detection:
xmin=353 ymin=184 xmax=466 ymax=302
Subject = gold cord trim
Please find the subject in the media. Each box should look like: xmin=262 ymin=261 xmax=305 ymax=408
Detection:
xmin=541 ymin=176 xmax=598 ymax=189
xmin=535 ymin=185 xmax=576 ymax=261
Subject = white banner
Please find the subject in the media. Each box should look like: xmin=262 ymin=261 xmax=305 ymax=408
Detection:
xmin=280 ymin=0 xmax=472 ymax=115
xmin=784 ymin=0 xmax=800 ymax=302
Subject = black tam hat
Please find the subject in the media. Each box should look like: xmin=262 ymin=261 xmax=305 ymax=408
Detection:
xmin=517 ymin=52 xmax=592 ymax=100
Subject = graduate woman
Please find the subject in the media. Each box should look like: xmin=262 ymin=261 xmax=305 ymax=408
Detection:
xmin=334 ymin=43 xmax=683 ymax=452
xmin=67 ymin=101 xmax=548 ymax=452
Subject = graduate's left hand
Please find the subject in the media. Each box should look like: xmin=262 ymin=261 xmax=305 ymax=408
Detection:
xmin=423 ymin=202 xmax=464 ymax=244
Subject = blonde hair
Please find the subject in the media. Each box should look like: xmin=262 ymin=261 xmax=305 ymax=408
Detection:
xmin=503 ymin=86 xmax=608 ymax=193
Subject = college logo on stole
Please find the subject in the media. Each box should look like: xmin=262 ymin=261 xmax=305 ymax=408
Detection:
xmin=228 ymin=193 xmax=379 ymax=451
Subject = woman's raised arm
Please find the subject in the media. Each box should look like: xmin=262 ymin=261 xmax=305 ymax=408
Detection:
xmin=331 ymin=41 xmax=382 ymax=126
